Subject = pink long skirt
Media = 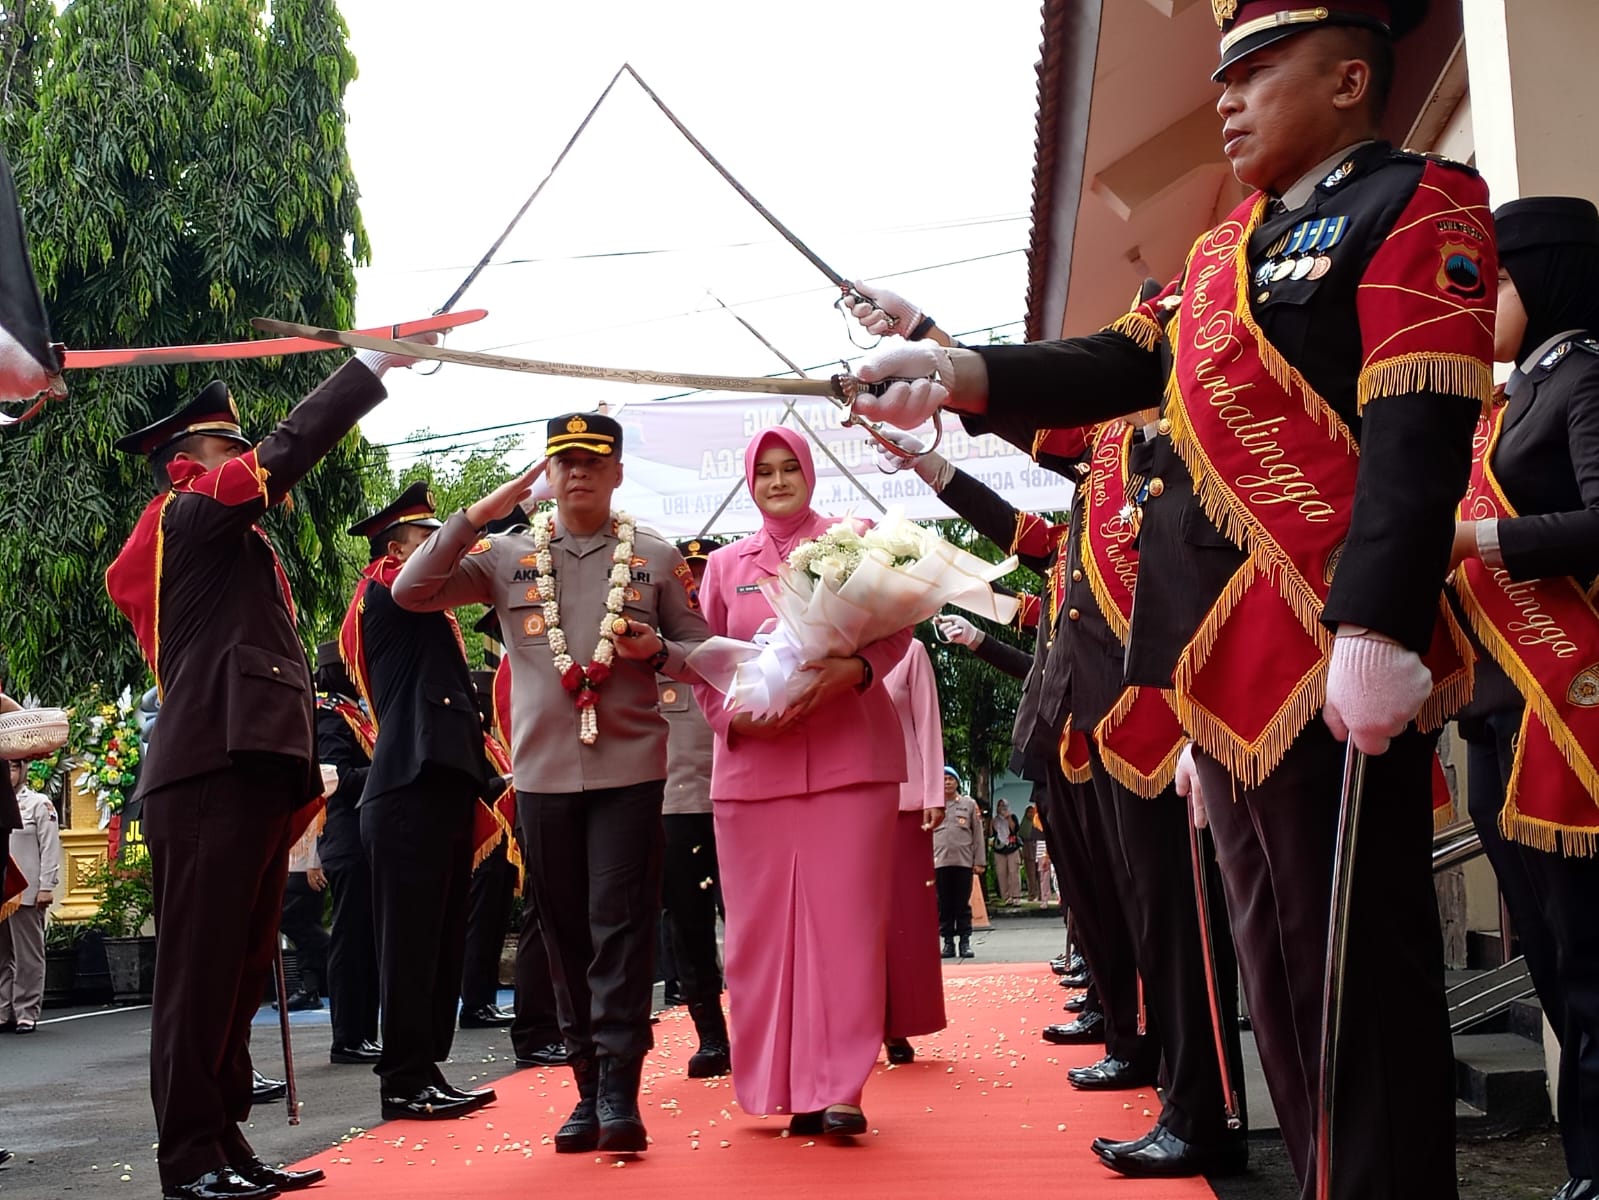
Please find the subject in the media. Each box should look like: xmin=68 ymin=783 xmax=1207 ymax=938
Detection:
xmin=885 ymin=810 xmax=947 ymax=1039
xmin=715 ymin=783 xmax=899 ymax=1115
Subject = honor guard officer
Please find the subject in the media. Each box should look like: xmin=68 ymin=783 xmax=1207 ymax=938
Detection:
xmin=312 ymin=642 xmax=381 ymax=1067
xmin=391 ymin=412 xmax=711 ymax=1156
xmin=851 ymin=4 xmax=1493 ymax=1196
xmin=342 ymin=480 xmax=495 ymax=1123
xmin=459 ymin=666 xmax=517 ymax=1031
xmin=659 ymin=536 xmax=730 ymax=1079
xmin=105 ymin=345 xmax=422 ymax=1200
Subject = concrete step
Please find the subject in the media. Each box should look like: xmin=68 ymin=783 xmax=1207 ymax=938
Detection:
xmin=1509 ymin=996 xmax=1546 ymax=1044
xmin=1454 ymin=1030 xmax=1551 ymax=1136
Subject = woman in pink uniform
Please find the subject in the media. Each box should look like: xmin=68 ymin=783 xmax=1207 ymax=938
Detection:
xmin=881 ymin=638 xmax=947 ymax=1065
xmin=696 ymin=426 xmax=911 ymax=1137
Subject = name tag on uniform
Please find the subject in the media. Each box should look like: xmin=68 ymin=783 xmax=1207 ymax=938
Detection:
xmin=736 ymin=584 xmax=762 ymax=594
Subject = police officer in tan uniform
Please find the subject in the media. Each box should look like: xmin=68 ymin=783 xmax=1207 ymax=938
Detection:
xmin=658 ymin=536 xmax=730 ymax=1078
xmin=391 ymin=412 xmax=710 ymax=1157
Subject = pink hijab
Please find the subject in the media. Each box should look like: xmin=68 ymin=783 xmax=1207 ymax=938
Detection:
xmin=744 ymin=426 xmax=822 ymax=557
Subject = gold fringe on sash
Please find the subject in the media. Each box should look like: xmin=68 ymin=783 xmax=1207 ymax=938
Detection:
xmin=471 ymin=821 xmax=505 ymax=873
xmin=1174 ymin=653 xmax=1330 ymax=789
xmin=1103 ymin=311 xmax=1163 ymax=353
xmin=1435 ymin=799 xmax=1457 ymax=834
xmin=1417 ymin=600 xmax=1476 ymax=733
xmin=0 ymin=895 xmax=19 ymax=925
xmin=1357 ymin=353 xmax=1496 ymax=411
xmin=1058 ymin=724 xmax=1093 ymax=786
xmin=1093 ymin=687 xmax=1183 ymax=798
xmin=1500 ymin=732 xmax=1599 ymax=856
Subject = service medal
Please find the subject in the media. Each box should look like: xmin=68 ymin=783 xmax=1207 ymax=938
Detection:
xmin=1290 ymin=256 xmax=1316 ymax=280
xmin=1307 ymin=255 xmax=1332 ymax=280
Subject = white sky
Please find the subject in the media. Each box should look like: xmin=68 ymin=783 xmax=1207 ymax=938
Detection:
xmin=335 ymin=0 xmax=1046 ymax=475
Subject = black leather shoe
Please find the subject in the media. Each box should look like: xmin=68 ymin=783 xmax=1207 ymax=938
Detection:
xmin=661 ymin=986 xmax=685 ymax=1008
xmin=1097 ymin=1125 xmax=1248 ymax=1178
xmin=434 ymin=1079 xmax=496 ymax=1107
xmin=459 ymin=1004 xmax=514 ymax=1029
xmin=596 ymin=1057 xmax=648 ymax=1152
xmin=1068 ymin=1055 xmax=1157 ymax=1091
xmin=957 ymin=937 xmax=974 ymax=959
xmin=283 ymin=990 xmax=322 ymax=1013
xmin=822 ymin=1107 xmax=867 ymax=1137
xmin=555 ymin=1057 xmax=599 ymax=1153
xmin=1091 ymin=1126 xmax=1157 ymax=1157
xmin=380 ymin=1085 xmax=482 ymax=1121
xmin=330 ymin=1041 xmax=381 ymax=1064
xmin=1041 ymin=1012 xmax=1105 ymax=1044
xmin=1049 ymin=957 xmax=1070 ymax=975
xmin=1064 ymin=993 xmax=1088 ymax=1014
xmin=1058 ymin=971 xmax=1091 ymax=988
xmin=233 ymin=1159 xmax=325 ymax=1191
xmin=885 ymin=1038 xmax=915 ymax=1065
xmin=0 ymin=1148 xmax=12 ymax=1168
xmin=1555 ymin=1180 xmax=1598 ymax=1200
xmin=516 ymin=1042 xmax=570 ymax=1068
xmin=687 ymin=1038 xmax=731 ymax=1079
xmin=788 ymin=1111 xmax=824 ymax=1135
xmin=251 ymin=1072 xmax=287 ymax=1104
xmin=941 ymin=938 xmax=956 ymax=959
xmin=161 ymin=1167 xmax=279 ymax=1199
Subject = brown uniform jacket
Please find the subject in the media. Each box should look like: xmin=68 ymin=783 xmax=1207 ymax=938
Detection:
xmin=106 ymin=361 xmax=386 ymax=802
xmin=932 ymin=793 xmax=986 ymax=870
xmin=659 ymin=676 xmax=713 ymax=816
xmin=391 ymin=510 xmax=710 ymax=793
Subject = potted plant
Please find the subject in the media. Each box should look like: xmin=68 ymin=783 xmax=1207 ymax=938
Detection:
xmin=85 ymin=848 xmax=156 ymax=1005
xmin=43 ymin=919 xmax=87 ymax=1008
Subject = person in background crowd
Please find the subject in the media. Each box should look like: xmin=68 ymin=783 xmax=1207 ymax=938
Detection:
xmin=658 ymin=536 xmax=731 ymax=1079
xmin=314 ymin=643 xmax=381 ymax=1067
xmin=693 ymin=426 xmax=911 ymax=1138
xmin=460 ymin=668 xmax=517 ymax=1033
xmin=989 ymin=797 xmax=1022 ymax=905
xmin=275 ymin=815 xmax=328 ymax=1012
xmin=881 ymin=638 xmax=947 ymax=1065
xmin=1450 ymin=195 xmax=1599 ymax=1200
xmin=1018 ymin=803 xmax=1043 ymax=901
xmin=0 ymin=759 xmax=59 ymax=1034
xmin=932 ymin=768 xmax=983 ymax=960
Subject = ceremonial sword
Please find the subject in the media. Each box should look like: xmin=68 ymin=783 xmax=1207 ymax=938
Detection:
xmin=1314 ymin=743 xmax=1369 ymax=1200
xmin=1187 ymin=816 xmax=1243 ymax=1131
xmin=272 ymin=946 xmax=301 ymax=1126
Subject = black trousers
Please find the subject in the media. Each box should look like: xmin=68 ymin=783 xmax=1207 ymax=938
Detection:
xmin=143 ymin=758 xmax=300 ymax=1188
xmin=510 ymin=882 xmax=561 ymax=1057
xmin=934 ymin=866 xmax=973 ymax=938
xmin=1464 ymin=708 xmax=1599 ymax=1179
xmin=1041 ymin=766 xmax=1148 ymax=1064
xmin=1198 ymin=723 xmax=1456 ymax=1200
xmin=461 ymin=842 xmax=516 ymax=1010
xmin=518 ymin=781 xmax=665 ymax=1062
xmin=660 ymin=812 xmax=723 ymax=1004
xmin=361 ymin=769 xmax=475 ymax=1095
xmin=279 ymin=873 xmax=329 ymax=994
xmin=1089 ymin=746 xmax=1244 ymax=1144
xmin=324 ymin=856 xmax=379 ymax=1050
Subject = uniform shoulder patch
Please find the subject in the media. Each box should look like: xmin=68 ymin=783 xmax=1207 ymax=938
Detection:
xmin=1572 ymin=336 xmax=1599 ymax=358
xmin=467 ymin=536 xmax=495 ymax=556
xmin=1393 ymin=147 xmax=1480 ymax=177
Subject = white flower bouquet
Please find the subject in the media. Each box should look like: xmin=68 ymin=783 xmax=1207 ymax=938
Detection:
xmin=690 ymin=509 xmax=1018 ymax=719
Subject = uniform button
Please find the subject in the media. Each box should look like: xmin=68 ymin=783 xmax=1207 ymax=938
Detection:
xmin=1068 ymin=608 xmax=1081 ymax=621
xmin=1071 ymin=569 xmax=1083 ymax=582
xmin=1148 ymin=477 xmax=1166 ymax=497
xmin=443 ymin=697 xmax=451 ymax=706
xmin=1157 ymin=418 xmax=1171 ymax=436
xmin=271 ymin=666 xmax=280 ymax=675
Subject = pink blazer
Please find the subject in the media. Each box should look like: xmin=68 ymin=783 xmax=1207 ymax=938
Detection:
xmin=695 ymin=516 xmax=911 ymax=803
xmin=883 ymin=639 xmax=944 ymax=813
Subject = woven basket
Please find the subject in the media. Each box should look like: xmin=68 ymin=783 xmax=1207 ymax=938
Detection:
xmin=0 ymin=708 xmax=69 ymax=759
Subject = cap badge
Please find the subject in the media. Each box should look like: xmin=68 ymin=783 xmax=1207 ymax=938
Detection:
xmin=566 ymin=415 xmax=588 ymax=434
xmin=425 ymin=489 xmax=436 ymax=510
xmin=688 ymin=541 xmax=701 ymax=554
xmin=1212 ymin=0 xmax=1238 ymax=26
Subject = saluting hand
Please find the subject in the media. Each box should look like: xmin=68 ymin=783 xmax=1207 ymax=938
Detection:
xmin=466 ymin=460 xmax=548 ymax=529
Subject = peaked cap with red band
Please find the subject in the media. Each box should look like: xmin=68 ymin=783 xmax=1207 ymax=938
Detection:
xmin=112 ymin=379 xmax=252 ymax=457
xmin=1211 ymin=0 xmax=1428 ymax=79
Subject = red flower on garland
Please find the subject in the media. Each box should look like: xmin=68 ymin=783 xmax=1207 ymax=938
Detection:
xmin=560 ymin=660 xmax=613 ymax=699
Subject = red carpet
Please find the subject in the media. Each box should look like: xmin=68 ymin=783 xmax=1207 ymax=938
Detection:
xmin=295 ymin=962 xmax=1220 ymax=1198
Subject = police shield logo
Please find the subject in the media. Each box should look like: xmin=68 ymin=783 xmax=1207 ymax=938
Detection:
xmin=1437 ymin=239 xmax=1486 ymax=300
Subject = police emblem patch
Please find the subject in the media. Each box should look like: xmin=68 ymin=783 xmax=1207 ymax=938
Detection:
xmin=523 ymin=612 xmax=547 ymax=638
xmin=1437 ymin=239 xmax=1486 ymax=300
xmin=467 ymin=537 xmax=494 ymax=556
xmin=1569 ymin=665 xmax=1599 ymax=708
xmin=661 ymin=686 xmax=679 ymax=704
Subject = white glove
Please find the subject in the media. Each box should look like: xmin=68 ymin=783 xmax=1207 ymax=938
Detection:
xmin=854 ymin=341 xmax=952 ymax=429
xmin=355 ymin=331 xmax=440 ymax=379
xmin=934 ymin=614 xmax=983 ymax=648
xmin=1322 ymin=626 xmax=1434 ymax=756
xmin=846 ymin=280 xmax=925 ymax=339
xmin=873 ymin=427 xmax=924 ymax=474
xmin=1175 ymin=743 xmax=1207 ymax=829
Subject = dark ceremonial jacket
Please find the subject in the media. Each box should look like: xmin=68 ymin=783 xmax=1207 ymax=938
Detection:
xmin=105 ymin=361 xmax=386 ymax=802
xmin=316 ymin=693 xmax=374 ymax=869
xmin=346 ymin=572 xmax=488 ymax=807
xmin=939 ymin=460 xmax=1125 ymax=769
xmin=967 ymin=142 xmax=1486 ymax=684
xmin=973 ymin=631 xmax=1035 ymax=681
xmin=0 ymin=766 xmax=19 ymax=834
xmin=1492 ymin=335 xmax=1599 ymax=585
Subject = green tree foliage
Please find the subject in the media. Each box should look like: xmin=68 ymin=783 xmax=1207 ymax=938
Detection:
xmin=0 ymin=0 xmax=373 ymax=701
xmin=922 ymin=515 xmax=1040 ymax=804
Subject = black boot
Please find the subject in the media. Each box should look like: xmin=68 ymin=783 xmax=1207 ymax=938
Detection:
xmin=596 ymin=1056 xmax=648 ymax=1152
xmin=941 ymin=937 xmax=956 ymax=959
xmin=686 ymin=999 xmax=731 ymax=1079
xmin=554 ymin=1056 xmax=599 ymax=1153
xmin=958 ymin=936 xmax=974 ymax=959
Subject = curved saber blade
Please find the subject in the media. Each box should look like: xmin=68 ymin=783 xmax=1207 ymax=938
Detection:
xmin=1314 ymin=742 xmax=1368 ymax=1199
xmin=1188 ymin=817 xmax=1243 ymax=1131
xmin=250 ymin=317 xmax=855 ymax=399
